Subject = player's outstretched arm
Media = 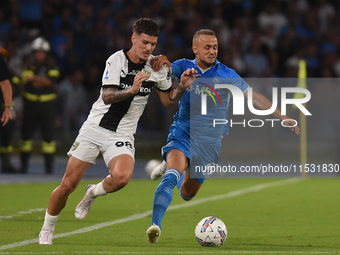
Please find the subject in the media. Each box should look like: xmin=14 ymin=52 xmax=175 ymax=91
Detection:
xmin=157 ymin=68 xmax=200 ymax=108
xmin=245 ymin=90 xmax=300 ymax=135
xmin=102 ymin=71 xmax=149 ymax=104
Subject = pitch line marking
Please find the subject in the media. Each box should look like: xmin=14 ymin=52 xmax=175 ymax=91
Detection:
xmin=0 ymin=208 xmax=45 ymax=220
xmin=0 ymin=178 xmax=301 ymax=251
xmin=0 ymin=251 xmax=338 ymax=254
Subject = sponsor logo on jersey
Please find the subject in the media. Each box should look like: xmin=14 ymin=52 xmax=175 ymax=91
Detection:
xmin=126 ymin=70 xmax=141 ymax=76
xmin=121 ymin=69 xmax=150 ymax=79
xmin=120 ymin=83 xmax=152 ymax=94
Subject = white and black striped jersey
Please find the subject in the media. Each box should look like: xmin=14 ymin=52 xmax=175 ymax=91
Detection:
xmin=85 ymin=49 xmax=172 ymax=137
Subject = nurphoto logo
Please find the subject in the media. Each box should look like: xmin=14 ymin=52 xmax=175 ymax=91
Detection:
xmin=200 ymin=84 xmax=311 ymax=128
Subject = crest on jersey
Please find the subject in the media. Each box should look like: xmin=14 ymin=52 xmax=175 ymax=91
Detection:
xmin=142 ymin=69 xmax=151 ymax=76
xmin=212 ymin=76 xmax=221 ymax=83
xmin=71 ymin=142 xmax=80 ymax=151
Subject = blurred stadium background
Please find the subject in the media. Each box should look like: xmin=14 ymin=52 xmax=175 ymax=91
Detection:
xmin=0 ymin=0 xmax=339 ymax=177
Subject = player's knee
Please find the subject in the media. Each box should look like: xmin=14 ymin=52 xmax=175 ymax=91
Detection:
xmin=180 ymin=189 xmax=195 ymax=201
xmin=115 ymin=178 xmax=129 ymax=190
xmin=105 ymin=175 xmax=129 ymax=192
xmin=60 ymin=180 xmax=77 ymax=196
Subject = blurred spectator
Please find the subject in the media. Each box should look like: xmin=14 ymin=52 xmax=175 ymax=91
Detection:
xmin=83 ymin=64 xmax=102 ymax=107
xmin=260 ymin=25 xmax=277 ymax=50
xmin=50 ymin=24 xmax=72 ymax=71
xmin=305 ymin=42 xmax=320 ymax=76
xmin=8 ymin=28 xmax=40 ymax=77
xmin=244 ymin=37 xmax=270 ymax=77
xmin=20 ymin=37 xmax=60 ymax=174
xmin=58 ymin=69 xmax=87 ymax=141
xmin=209 ymin=7 xmax=231 ymax=51
xmin=258 ymin=3 xmax=288 ymax=37
xmin=285 ymin=47 xmax=305 ymax=77
xmin=0 ymin=9 xmax=10 ymax=45
xmin=317 ymin=0 xmax=336 ymax=34
xmin=232 ymin=17 xmax=253 ymax=53
xmin=17 ymin=0 xmax=43 ymax=30
xmin=0 ymin=48 xmax=16 ymax=173
xmin=276 ymin=28 xmax=299 ymax=76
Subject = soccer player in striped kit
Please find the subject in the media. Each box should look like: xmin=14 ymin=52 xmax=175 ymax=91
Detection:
xmin=39 ymin=18 xmax=199 ymax=245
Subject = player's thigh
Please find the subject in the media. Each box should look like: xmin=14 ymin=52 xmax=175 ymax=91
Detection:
xmin=166 ymin=149 xmax=188 ymax=175
xmin=107 ymin=154 xmax=135 ymax=183
xmin=181 ymin=170 xmax=203 ymax=198
xmin=102 ymin=134 xmax=135 ymax=180
xmin=60 ymin=156 xmax=92 ymax=192
xmin=67 ymin=129 xmax=101 ymax=165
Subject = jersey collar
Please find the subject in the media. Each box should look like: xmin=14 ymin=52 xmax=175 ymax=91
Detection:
xmin=123 ymin=49 xmax=147 ymax=68
xmin=193 ymin=58 xmax=220 ymax=73
xmin=192 ymin=58 xmax=220 ymax=67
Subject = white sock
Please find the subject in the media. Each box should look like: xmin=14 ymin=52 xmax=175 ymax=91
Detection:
xmin=92 ymin=179 xmax=108 ymax=198
xmin=42 ymin=209 xmax=59 ymax=232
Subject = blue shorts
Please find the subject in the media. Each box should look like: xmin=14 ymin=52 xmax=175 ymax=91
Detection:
xmin=162 ymin=125 xmax=221 ymax=183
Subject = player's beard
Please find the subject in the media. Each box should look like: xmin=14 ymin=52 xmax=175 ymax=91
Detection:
xmin=200 ymin=58 xmax=215 ymax=68
xmin=139 ymin=51 xmax=151 ymax=62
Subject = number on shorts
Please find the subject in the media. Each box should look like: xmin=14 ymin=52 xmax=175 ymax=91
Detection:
xmin=115 ymin=141 xmax=133 ymax=150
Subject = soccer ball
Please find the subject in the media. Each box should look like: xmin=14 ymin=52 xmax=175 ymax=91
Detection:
xmin=195 ymin=216 xmax=227 ymax=247
xmin=144 ymin=159 xmax=162 ymax=177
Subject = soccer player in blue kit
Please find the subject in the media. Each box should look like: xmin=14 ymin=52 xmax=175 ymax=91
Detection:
xmin=146 ymin=29 xmax=300 ymax=243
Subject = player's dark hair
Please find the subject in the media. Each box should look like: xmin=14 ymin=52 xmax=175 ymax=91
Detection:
xmin=193 ymin=29 xmax=216 ymax=43
xmin=132 ymin=18 xmax=159 ymax=37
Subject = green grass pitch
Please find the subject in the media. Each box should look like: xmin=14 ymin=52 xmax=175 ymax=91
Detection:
xmin=0 ymin=178 xmax=339 ymax=254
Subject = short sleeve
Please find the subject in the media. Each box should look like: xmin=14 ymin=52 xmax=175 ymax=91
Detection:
xmin=171 ymin=59 xmax=188 ymax=81
xmin=228 ymin=68 xmax=249 ymax=93
xmin=102 ymin=53 xmax=122 ymax=87
xmin=154 ymin=65 xmax=172 ymax=92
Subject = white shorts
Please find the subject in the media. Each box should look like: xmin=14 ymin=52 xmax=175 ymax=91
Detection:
xmin=67 ymin=122 xmax=135 ymax=166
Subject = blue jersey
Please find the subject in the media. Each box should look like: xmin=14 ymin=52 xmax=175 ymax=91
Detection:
xmin=170 ymin=58 xmax=249 ymax=143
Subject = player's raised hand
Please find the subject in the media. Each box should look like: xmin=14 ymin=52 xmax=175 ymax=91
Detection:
xmin=131 ymin=71 xmax=149 ymax=94
xmin=179 ymin=68 xmax=201 ymax=89
xmin=150 ymin=55 xmax=171 ymax=72
xmin=281 ymin=116 xmax=300 ymax=135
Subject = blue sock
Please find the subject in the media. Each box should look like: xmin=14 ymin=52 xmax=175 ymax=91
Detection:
xmin=176 ymin=172 xmax=184 ymax=190
xmin=151 ymin=169 xmax=180 ymax=229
